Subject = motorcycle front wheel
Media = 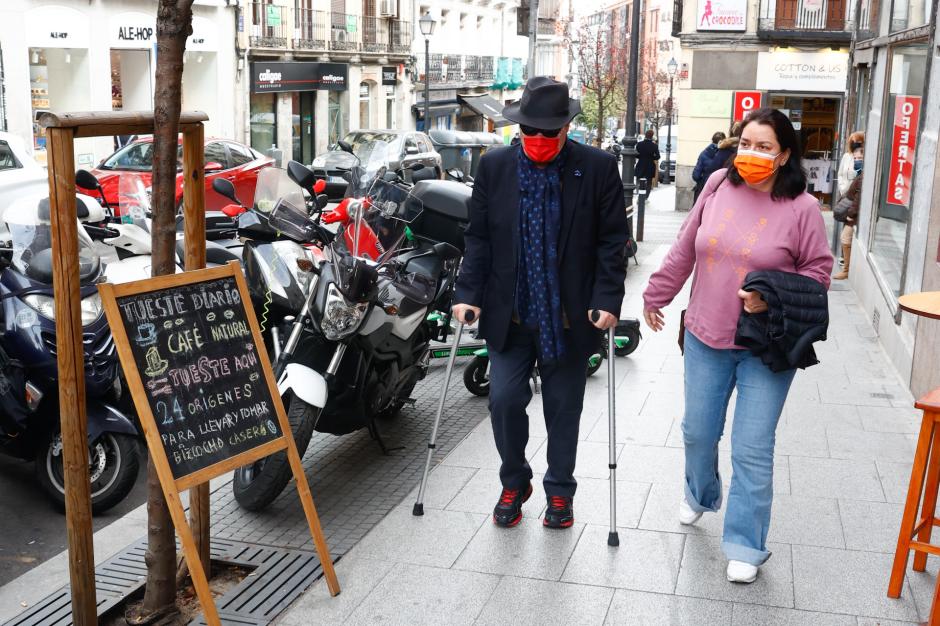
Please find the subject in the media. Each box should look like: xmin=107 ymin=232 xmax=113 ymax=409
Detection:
xmin=36 ymin=432 xmax=141 ymax=515
xmin=232 ymin=393 xmax=318 ymax=512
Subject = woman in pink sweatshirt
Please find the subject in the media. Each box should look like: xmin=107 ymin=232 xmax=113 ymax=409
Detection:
xmin=643 ymin=108 xmax=833 ymax=584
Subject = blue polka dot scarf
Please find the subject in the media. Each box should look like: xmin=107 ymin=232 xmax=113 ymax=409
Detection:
xmin=516 ymin=144 xmax=568 ymax=363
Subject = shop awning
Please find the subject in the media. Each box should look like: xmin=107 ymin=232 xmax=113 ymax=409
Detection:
xmin=457 ymin=94 xmax=511 ymax=128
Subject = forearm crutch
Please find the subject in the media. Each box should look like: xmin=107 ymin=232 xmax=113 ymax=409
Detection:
xmin=413 ymin=310 xmax=474 ymax=516
xmin=592 ymin=311 xmax=620 ymax=547
xmin=606 ymin=325 xmax=620 ymax=547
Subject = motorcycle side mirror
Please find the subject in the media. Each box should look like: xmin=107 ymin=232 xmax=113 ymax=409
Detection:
xmin=337 ymin=140 xmax=355 ymax=155
xmin=212 ymin=178 xmax=241 ymax=205
xmin=287 ymin=160 xmax=316 ymax=190
xmin=316 ymin=194 xmax=329 ymax=210
xmin=75 ymin=169 xmax=100 ymax=190
xmin=382 ymin=171 xmax=400 ymax=183
xmin=432 ymin=241 xmax=461 ymax=261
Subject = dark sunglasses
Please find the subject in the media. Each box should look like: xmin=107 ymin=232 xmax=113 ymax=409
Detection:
xmin=520 ymin=125 xmax=563 ymax=138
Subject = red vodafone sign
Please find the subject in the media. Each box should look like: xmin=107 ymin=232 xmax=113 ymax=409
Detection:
xmin=733 ymin=91 xmax=763 ymax=122
xmin=886 ymin=95 xmax=921 ymax=207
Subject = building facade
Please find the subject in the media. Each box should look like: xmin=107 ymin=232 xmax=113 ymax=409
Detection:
xmin=843 ymin=0 xmax=937 ymax=396
xmin=672 ymin=0 xmax=854 ymax=211
xmin=240 ymin=0 xmax=415 ymax=165
xmin=412 ymin=0 xmax=572 ymax=140
xmin=0 ymin=0 xmax=238 ymax=165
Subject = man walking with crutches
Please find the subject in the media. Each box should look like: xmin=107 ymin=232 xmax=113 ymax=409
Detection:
xmin=452 ymin=76 xmax=627 ymax=529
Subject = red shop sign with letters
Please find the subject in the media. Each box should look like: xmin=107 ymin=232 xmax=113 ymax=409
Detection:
xmin=733 ymin=91 xmax=763 ymax=122
xmin=887 ymin=95 xmax=921 ymax=207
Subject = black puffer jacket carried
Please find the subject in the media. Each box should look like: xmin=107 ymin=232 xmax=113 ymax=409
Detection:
xmin=734 ymin=270 xmax=829 ymax=372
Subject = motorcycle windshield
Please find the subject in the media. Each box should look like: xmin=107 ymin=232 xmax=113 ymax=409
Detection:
xmin=338 ymin=140 xmax=423 ymax=263
xmin=254 ymin=167 xmax=307 ymax=215
xmin=3 ymin=193 xmax=100 ymax=283
xmin=118 ymin=172 xmax=151 ymax=229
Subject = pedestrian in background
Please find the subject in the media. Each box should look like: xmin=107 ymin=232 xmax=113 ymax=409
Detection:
xmin=635 ymin=129 xmax=660 ymax=189
xmin=692 ymin=131 xmax=727 ymax=203
xmin=834 ymin=131 xmax=864 ymax=280
xmin=642 ymin=108 xmax=832 ymax=584
xmin=453 ymin=77 xmax=627 ymax=530
xmin=703 ymin=121 xmax=743 ymax=181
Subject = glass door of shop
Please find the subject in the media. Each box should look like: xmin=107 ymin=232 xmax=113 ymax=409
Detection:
xmin=292 ymin=91 xmax=315 ymax=165
xmin=768 ymin=94 xmax=843 ymax=209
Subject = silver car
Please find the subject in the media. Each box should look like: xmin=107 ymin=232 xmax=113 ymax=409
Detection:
xmin=311 ymin=130 xmax=443 ymax=199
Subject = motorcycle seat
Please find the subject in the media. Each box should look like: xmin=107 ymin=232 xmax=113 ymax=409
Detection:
xmin=174 ymin=239 xmax=242 ymax=266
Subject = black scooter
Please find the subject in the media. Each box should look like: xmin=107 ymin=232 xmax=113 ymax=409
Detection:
xmin=0 ymin=194 xmax=141 ymax=513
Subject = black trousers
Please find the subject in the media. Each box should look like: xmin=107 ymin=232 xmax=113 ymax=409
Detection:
xmin=487 ymin=323 xmax=590 ymax=498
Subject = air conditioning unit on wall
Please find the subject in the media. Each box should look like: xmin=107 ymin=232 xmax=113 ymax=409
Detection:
xmin=380 ymin=0 xmax=398 ymax=17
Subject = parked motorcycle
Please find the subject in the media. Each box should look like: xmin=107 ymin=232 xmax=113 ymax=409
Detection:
xmin=227 ymin=147 xmax=465 ymax=511
xmin=0 ymin=193 xmax=141 ymax=513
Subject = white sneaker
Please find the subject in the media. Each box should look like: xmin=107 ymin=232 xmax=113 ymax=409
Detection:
xmin=678 ymin=499 xmax=702 ymax=525
xmin=726 ymin=560 xmax=758 ymax=583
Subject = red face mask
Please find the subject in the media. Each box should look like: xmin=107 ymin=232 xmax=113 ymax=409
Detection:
xmin=521 ymin=133 xmax=564 ymax=164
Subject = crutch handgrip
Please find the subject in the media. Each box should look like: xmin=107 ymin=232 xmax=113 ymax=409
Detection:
xmin=590 ymin=309 xmax=600 ymax=323
xmin=464 ymin=309 xmax=476 ymax=322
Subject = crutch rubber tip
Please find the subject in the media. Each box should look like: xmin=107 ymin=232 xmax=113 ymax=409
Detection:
xmin=608 ymin=531 xmax=620 ymax=547
xmin=412 ymin=503 xmax=424 ymax=516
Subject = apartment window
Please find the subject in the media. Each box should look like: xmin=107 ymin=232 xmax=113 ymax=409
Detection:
xmin=890 ymin=0 xmax=931 ymax=30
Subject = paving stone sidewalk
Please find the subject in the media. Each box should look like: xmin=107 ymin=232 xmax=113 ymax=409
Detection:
xmin=279 ymin=188 xmax=933 ymax=625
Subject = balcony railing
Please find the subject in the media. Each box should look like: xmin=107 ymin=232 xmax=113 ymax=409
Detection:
xmin=758 ymin=0 xmax=854 ymax=34
xmin=480 ymin=56 xmax=494 ymax=82
xmin=464 ymin=55 xmax=481 ymax=81
xmin=247 ymin=5 xmax=411 ymax=54
xmin=294 ymin=9 xmax=328 ymax=50
xmin=250 ymin=1 xmax=289 ymax=48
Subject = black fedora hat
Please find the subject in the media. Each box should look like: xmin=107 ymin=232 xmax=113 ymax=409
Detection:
xmin=502 ymin=76 xmax=581 ymax=130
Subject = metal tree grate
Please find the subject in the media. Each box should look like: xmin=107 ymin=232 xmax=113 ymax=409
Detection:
xmin=3 ymin=538 xmax=335 ymax=626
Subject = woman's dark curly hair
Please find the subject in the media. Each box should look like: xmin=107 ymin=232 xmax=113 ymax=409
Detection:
xmin=726 ymin=107 xmax=807 ymax=201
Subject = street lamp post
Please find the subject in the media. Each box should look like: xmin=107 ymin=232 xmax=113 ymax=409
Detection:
xmin=620 ymin=0 xmax=642 ymax=214
xmin=419 ymin=12 xmax=436 ymax=132
xmin=664 ymin=57 xmax=677 ymax=185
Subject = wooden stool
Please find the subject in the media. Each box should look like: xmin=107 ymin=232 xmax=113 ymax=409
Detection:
xmin=889 ymin=387 xmax=940 ymax=599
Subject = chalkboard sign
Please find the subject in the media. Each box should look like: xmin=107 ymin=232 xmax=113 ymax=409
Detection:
xmin=113 ymin=274 xmax=281 ymax=478
xmin=99 ymin=262 xmax=340 ymax=621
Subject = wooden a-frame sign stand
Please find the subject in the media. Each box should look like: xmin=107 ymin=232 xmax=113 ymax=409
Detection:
xmin=99 ymin=263 xmax=340 ymax=624
xmin=42 ymin=111 xmax=337 ymax=626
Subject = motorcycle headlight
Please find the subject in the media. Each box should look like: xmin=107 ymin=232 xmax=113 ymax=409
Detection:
xmin=23 ymin=293 xmax=103 ymax=325
xmin=321 ymin=283 xmax=368 ymax=341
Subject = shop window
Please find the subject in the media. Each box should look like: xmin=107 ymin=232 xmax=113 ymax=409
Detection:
xmin=870 ymin=42 xmax=928 ymax=295
xmin=249 ymin=92 xmax=277 ymax=153
xmin=328 ymin=90 xmax=348 ymax=145
xmin=359 ymin=82 xmax=371 ymax=129
xmin=890 ymin=0 xmax=931 ymax=31
xmin=30 ymin=47 xmax=89 ymax=153
xmin=854 ymin=66 xmax=873 ymax=135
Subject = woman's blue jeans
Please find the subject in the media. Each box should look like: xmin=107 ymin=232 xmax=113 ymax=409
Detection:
xmin=682 ymin=331 xmax=796 ymax=565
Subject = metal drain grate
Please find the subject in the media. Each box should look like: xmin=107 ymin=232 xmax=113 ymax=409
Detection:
xmin=4 ymin=538 xmax=335 ymax=626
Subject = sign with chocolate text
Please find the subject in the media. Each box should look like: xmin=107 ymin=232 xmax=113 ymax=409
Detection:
xmin=697 ymin=0 xmax=747 ymax=31
xmin=887 ymin=95 xmax=921 ymax=207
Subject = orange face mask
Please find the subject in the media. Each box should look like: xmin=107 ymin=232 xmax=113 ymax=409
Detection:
xmin=734 ymin=149 xmax=780 ymax=185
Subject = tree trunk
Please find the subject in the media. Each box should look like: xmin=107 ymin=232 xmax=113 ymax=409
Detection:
xmin=132 ymin=0 xmax=194 ymax=621
xmin=596 ymin=99 xmax=605 ymax=147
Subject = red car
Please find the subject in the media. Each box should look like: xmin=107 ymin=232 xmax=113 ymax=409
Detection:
xmin=81 ymin=137 xmax=273 ymax=215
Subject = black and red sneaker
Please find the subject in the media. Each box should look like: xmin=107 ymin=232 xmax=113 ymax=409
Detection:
xmin=492 ymin=483 xmax=533 ymax=527
xmin=543 ymin=495 xmax=574 ymax=528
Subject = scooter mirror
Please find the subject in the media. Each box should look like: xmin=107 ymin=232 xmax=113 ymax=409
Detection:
xmin=212 ymin=178 xmax=240 ymax=205
xmin=337 ymin=140 xmax=355 ymax=155
xmin=75 ymin=169 xmax=100 ymax=190
xmin=432 ymin=241 xmax=462 ymax=261
xmin=287 ymin=160 xmax=316 ymax=190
